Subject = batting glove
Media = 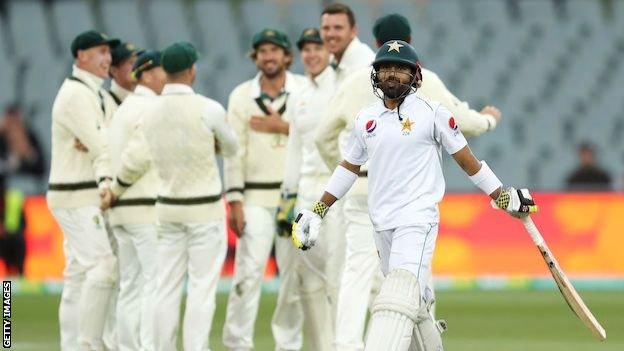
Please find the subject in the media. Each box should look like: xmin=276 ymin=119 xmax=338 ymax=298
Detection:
xmin=291 ymin=201 xmax=327 ymax=250
xmin=493 ymin=187 xmax=538 ymax=218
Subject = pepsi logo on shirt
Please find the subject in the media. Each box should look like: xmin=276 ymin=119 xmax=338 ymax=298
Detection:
xmin=366 ymin=119 xmax=377 ymax=133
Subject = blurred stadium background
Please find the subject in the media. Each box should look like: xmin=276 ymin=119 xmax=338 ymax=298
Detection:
xmin=0 ymin=0 xmax=623 ymax=350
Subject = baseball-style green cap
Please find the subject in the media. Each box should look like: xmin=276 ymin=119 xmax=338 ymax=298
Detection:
xmin=296 ymin=27 xmax=323 ymax=50
xmin=372 ymin=14 xmax=411 ymax=44
xmin=252 ymin=28 xmax=291 ymax=50
xmin=132 ymin=50 xmax=162 ymax=79
xmin=112 ymin=42 xmax=143 ymax=66
xmin=71 ymin=30 xmax=120 ymax=58
xmin=161 ymin=41 xmax=199 ymax=74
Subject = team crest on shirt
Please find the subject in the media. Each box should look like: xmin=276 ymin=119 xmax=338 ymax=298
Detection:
xmin=401 ymin=117 xmax=414 ymax=135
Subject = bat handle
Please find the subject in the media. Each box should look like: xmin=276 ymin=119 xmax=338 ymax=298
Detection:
xmin=521 ymin=216 xmax=545 ymax=246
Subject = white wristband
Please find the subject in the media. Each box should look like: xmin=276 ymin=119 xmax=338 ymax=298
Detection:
xmin=325 ymin=165 xmax=358 ymax=199
xmin=469 ymin=161 xmax=503 ymax=195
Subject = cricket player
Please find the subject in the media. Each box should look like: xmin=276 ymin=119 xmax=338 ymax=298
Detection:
xmin=276 ymin=28 xmax=338 ymax=350
xmin=222 ymin=28 xmax=307 ymax=351
xmin=317 ymin=14 xmax=503 ymax=351
xmin=47 ymin=30 xmax=119 ymax=351
xmin=108 ymin=42 xmax=142 ymax=105
xmin=320 ymin=3 xmax=375 ymax=84
xmin=106 ymin=50 xmax=166 ymax=351
xmin=292 ymin=40 xmax=537 ymax=351
xmin=104 ymin=41 xmax=238 ymax=351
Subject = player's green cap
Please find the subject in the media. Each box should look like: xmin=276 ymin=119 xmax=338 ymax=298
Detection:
xmin=252 ymin=28 xmax=291 ymax=50
xmin=112 ymin=42 xmax=143 ymax=66
xmin=161 ymin=41 xmax=199 ymax=74
xmin=296 ymin=27 xmax=323 ymax=50
xmin=71 ymin=30 xmax=120 ymax=58
xmin=372 ymin=14 xmax=411 ymax=44
xmin=373 ymin=40 xmax=419 ymax=70
xmin=132 ymin=50 xmax=162 ymax=80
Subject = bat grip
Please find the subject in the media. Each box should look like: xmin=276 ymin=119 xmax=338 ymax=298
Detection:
xmin=521 ymin=216 xmax=545 ymax=246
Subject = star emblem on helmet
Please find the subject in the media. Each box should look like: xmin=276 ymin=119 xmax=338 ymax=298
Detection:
xmin=387 ymin=41 xmax=404 ymax=53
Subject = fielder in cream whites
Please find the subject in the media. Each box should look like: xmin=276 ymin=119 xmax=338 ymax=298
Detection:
xmin=48 ymin=29 xmax=119 ymax=351
xmin=105 ymin=50 xmax=166 ymax=351
xmin=292 ymin=41 xmax=537 ymax=351
xmin=103 ymin=41 xmax=238 ymax=351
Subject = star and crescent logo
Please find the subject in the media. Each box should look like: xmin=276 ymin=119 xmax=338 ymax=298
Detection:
xmin=387 ymin=41 xmax=404 ymax=53
xmin=401 ymin=118 xmax=414 ymax=133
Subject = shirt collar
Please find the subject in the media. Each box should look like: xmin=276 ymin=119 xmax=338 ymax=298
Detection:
xmin=161 ymin=83 xmax=194 ymax=95
xmin=335 ymin=37 xmax=371 ymax=71
xmin=134 ymin=84 xmax=157 ymax=97
xmin=310 ymin=66 xmax=335 ymax=87
xmin=72 ymin=65 xmax=105 ymax=91
xmin=110 ymin=80 xmax=133 ymax=101
xmin=250 ymin=71 xmax=296 ymax=99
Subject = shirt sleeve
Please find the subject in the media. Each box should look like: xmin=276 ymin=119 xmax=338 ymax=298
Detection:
xmin=342 ymin=116 xmax=368 ymax=166
xmin=315 ymin=92 xmax=348 ymax=171
xmin=223 ymin=90 xmax=247 ymax=202
xmin=110 ymin=121 xmax=151 ymax=196
xmin=420 ymin=69 xmax=497 ymax=137
xmin=433 ymin=105 xmax=468 ymax=155
xmin=201 ymin=103 xmax=238 ymax=157
xmin=56 ymin=88 xmax=111 ymax=181
xmin=282 ymin=120 xmax=303 ymax=193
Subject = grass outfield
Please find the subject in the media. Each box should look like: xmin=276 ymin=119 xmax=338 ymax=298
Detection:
xmin=9 ymin=291 xmax=623 ymax=350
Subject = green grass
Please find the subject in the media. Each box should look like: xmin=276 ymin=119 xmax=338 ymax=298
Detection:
xmin=9 ymin=291 xmax=624 ymax=350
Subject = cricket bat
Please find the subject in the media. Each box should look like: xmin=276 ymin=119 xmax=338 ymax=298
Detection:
xmin=522 ymin=216 xmax=607 ymax=341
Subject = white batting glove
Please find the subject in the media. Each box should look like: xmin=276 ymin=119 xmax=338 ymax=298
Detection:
xmin=493 ymin=187 xmax=538 ymax=218
xmin=291 ymin=201 xmax=328 ymax=250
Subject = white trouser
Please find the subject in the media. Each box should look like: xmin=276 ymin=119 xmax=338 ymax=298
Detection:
xmin=374 ymin=224 xmax=438 ymax=303
xmin=52 ymin=206 xmax=117 ymax=351
xmin=154 ymin=220 xmax=227 ymax=351
xmin=113 ymin=223 xmax=158 ymax=351
xmin=335 ymin=196 xmax=438 ymax=351
xmin=103 ymin=214 xmax=118 ymax=351
xmin=223 ymin=205 xmax=302 ymax=351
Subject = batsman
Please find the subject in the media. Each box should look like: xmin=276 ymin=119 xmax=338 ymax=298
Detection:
xmin=291 ymin=40 xmax=538 ymax=351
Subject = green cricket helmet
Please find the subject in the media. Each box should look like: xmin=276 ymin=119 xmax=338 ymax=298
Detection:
xmin=371 ymin=40 xmax=421 ymax=100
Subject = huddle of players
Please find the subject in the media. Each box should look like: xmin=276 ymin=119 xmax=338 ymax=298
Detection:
xmin=47 ymin=3 xmax=507 ymax=351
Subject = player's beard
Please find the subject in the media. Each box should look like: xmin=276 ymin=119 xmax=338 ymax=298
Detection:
xmin=380 ymin=78 xmax=412 ymax=100
xmin=260 ymin=62 xmax=286 ymax=79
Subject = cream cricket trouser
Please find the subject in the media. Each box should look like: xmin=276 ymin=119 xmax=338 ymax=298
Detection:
xmin=223 ymin=205 xmax=302 ymax=351
xmin=334 ymin=194 xmax=379 ymax=351
xmin=374 ymin=223 xmax=438 ymax=303
xmin=112 ymin=223 xmax=158 ymax=351
xmin=52 ymin=206 xmax=118 ymax=351
xmin=103 ymin=215 xmax=118 ymax=351
xmin=154 ymin=220 xmax=227 ymax=351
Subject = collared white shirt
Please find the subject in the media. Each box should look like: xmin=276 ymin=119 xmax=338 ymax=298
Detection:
xmin=343 ymin=93 xmax=468 ymax=231
xmin=332 ymin=36 xmax=375 ymax=85
xmin=71 ymin=65 xmax=105 ymax=91
xmin=162 ymin=83 xmax=194 ymax=95
xmin=109 ymin=79 xmax=133 ymax=103
xmin=283 ymin=66 xmax=337 ymax=191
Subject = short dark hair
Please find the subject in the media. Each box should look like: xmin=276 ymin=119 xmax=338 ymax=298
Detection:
xmin=322 ymin=3 xmax=356 ymax=27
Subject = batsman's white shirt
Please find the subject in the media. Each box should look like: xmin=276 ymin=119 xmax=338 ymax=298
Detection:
xmin=344 ymin=93 xmax=468 ymax=231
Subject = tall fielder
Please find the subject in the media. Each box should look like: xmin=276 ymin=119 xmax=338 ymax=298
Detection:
xmin=48 ymin=30 xmax=119 ymax=350
xmin=276 ymin=27 xmax=338 ymax=350
xmin=222 ymin=29 xmax=307 ymax=351
xmin=292 ymin=40 xmax=537 ymax=351
xmin=316 ymin=14 xmax=503 ymax=351
xmin=107 ymin=50 xmax=166 ymax=351
xmin=104 ymin=41 xmax=238 ymax=351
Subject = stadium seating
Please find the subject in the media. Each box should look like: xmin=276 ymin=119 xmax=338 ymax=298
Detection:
xmin=0 ymin=0 xmax=621 ymax=190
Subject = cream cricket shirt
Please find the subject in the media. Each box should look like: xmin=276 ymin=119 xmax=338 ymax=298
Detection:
xmin=343 ymin=93 xmax=467 ymax=231
xmin=282 ymin=66 xmax=337 ymax=192
xmin=224 ymin=71 xmax=307 ymax=207
xmin=107 ymin=85 xmax=159 ymax=225
xmin=111 ymin=84 xmax=237 ymax=223
xmin=108 ymin=80 xmax=132 ymax=105
xmin=47 ymin=66 xmax=111 ymax=209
